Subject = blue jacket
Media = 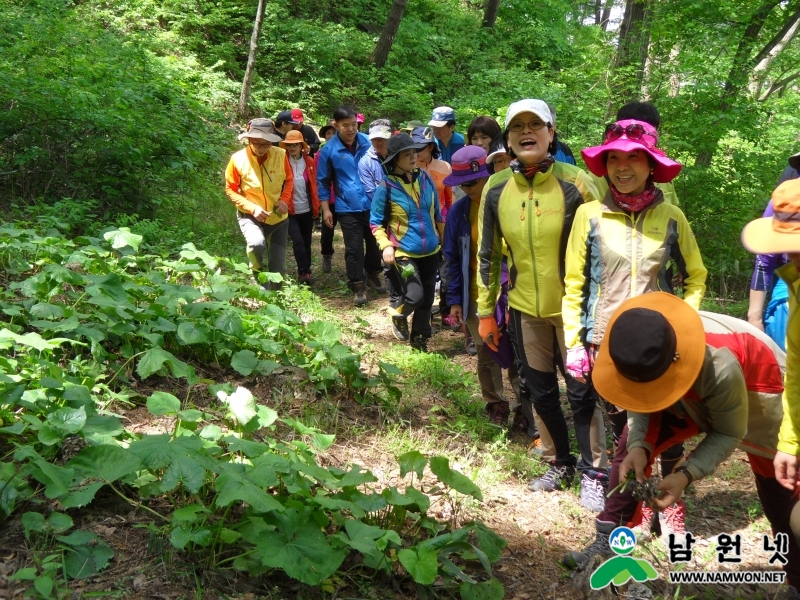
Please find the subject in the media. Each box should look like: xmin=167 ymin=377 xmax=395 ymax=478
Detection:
xmin=358 ymin=146 xmax=387 ymax=201
xmin=370 ymin=170 xmax=442 ymax=258
xmin=443 ymin=195 xmax=472 ymax=309
xmin=316 ymin=132 xmax=372 ymax=213
xmin=436 ymin=132 xmax=465 ymax=165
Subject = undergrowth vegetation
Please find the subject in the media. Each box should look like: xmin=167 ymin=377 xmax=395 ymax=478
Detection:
xmin=0 ymin=222 xmax=508 ymax=599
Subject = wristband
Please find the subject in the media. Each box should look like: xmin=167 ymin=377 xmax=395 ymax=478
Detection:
xmin=674 ymin=466 xmax=694 ymax=486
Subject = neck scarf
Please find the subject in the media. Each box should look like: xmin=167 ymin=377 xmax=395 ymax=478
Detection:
xmin=513 ymin=157 xmax=555 ymax=180
xmin=609 ymin=180 xmax=657 ymax=213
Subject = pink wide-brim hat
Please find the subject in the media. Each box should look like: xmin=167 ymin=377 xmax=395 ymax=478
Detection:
xmin=581 ymin=119 xmax=682 ymax=184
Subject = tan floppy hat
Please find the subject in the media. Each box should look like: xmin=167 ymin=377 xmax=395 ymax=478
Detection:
xmin=238 ymin=118 xmax=282 ymax=143
xmin=279 ymin=129 xmax=309 ymax=152
xmin=742 ymin=179 xmax=800 ymax=255
xmin=593 ymin=292 xmax=705 ymax=413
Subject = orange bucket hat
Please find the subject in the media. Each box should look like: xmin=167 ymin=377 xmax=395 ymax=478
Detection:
xmin=593 ymin=292 xmax=705 ymax=413
xmin=742 ymin=179 xmax=800 ymax=254
xmin=279 ymin=129 xmax=309 ymax=153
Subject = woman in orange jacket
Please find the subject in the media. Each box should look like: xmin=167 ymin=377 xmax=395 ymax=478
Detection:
xmin=280 ymin=130 xmax=320 ymax=285
xmin=225 ymin=118 xmax=293 ymax=289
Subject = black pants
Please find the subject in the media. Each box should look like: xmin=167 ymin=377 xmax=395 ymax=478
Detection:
xmin=385 ymin=253 xmax=439 ymax=338
xmin=508 ymin=308 xmax=596 ymax=473
xmin=337 ymin=210 xmax=382 ymax=288
xmin=288 ymin=212 xmax=314 ymax=275
xmin=320 ymin=202 xmax=338 ymax=257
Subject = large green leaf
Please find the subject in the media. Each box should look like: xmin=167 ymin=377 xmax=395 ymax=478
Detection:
xmin=103 ymin=227 xmax=143 ymax=251
xmin=57 ymin=530 xmax=114 ymax=579
xmin=429 ymin=457 xmax=483 ymax=501
xmin=177 ymin=321 xmax=210 ymax=345
xmin=256 ymin=509 xmax=347 ymax=585
xmin=161 ymin=455 xmax=206 ymax=493
xmin=230 ymin=350 xmax=259 ymax=376
xmin=59 ymin=482 xmax=105 ymax=509
xmin=399 ymin=450 xmax=428 ymax=479
xmin=398 ymin=546 xmax=438 ymax=584
xmin=473 ymin=521 xmax=507 ymax=563
xmin=128 ymin=434 xmax=203 ymax=469
xmin=214 ymin=464 xmax=283 ymax=513
xmin=136 ymin=347 xmax=190 ymax=379
xmin=215 ymin=311 xmax=244 ymax=338
xmin=146 ymin=392 xmax=181 ymax=416
xmin=67 ymin=445 xmax=143 ymax=482
xmin=460 ymin=578 xmax=504 ymax=600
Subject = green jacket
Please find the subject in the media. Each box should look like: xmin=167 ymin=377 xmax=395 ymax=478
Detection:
xmin=476 ymin=162 xmax=600 ymax=317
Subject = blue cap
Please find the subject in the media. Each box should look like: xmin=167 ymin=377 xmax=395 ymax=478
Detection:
xmin=428 ymin=106 xmax=456 ymax=127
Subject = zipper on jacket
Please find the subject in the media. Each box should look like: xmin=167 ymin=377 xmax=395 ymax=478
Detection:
xmin=629 ymin=211 xmax=641 ymax=298
xmin=526 ymin=180 xmax=540 ymax=315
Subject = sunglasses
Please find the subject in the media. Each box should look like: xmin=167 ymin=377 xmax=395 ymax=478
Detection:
xmin=508 ymin=119 xmax=549 ymax=133
xmin=460 ymin=179 xmax=480 ymax=188
xmin=604 ymin=123 xmax=658 ymax=149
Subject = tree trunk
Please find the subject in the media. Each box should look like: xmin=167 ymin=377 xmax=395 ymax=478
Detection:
xmin=750 ymin=18 xmax=800 ymax=97
xmin=694 ymin=0 xmax=799 ymax=166
xmin=370 ymin=0 xmax=409 ymax=68
xmin=237 ymin=0 xmax=267 ymax=121
xmin=483 ymin=0 xmax=501 ymax=28
xmin=611 ymin=0 xmax=652 ymax=102
xmin=600 ymin=0 xmax=614 ymax=31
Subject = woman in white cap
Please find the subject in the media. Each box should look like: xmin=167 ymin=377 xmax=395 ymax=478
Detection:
xmin=477 ymin=99 xmax=605 ymax=505
xmin=225 ymin=118 xmax=293 ymax=289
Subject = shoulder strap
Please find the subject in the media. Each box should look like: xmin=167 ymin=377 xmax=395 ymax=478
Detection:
xmin=382 ymin=181 xmax=392 ymax=228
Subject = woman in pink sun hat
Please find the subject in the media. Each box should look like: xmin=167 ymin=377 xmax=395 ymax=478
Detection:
xmin=561 ymin=117 xmax=707 ymax=528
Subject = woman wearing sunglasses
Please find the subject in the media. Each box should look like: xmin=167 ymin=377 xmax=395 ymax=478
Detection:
xmin=477 ymin=99 xmax=607 ymax=507
xmin=561 ymin=118 xmax=707 ymax=527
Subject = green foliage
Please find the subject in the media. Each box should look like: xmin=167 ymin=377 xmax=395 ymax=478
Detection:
xmin=0 ymin=222 xmax=506 ymax=596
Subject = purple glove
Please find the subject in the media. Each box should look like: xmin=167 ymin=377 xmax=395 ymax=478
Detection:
xmin=566 ymin=346 xmax=592 ymax=380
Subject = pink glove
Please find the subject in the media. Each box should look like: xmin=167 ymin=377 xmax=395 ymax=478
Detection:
xmin=566 ymin=346 xmax=592 ymax=381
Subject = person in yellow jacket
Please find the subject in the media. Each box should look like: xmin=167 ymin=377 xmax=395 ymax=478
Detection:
xmin=477 ymin=99 xmax=606 ymax=507
xmin=562 ymin=117 xmax=707 ymax=527
xmin=225 ymin=118 xmax=294 ymax=289
xmin=743 ymin=179 xmax=800 ymax=506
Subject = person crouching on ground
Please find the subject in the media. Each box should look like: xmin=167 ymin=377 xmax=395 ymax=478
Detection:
xmin=443 ymin=145 xmax=521 ymax=425
xmin=370 ymin=133 xmax=444 ymax=352
xmin=562 ymin=292 xmax=800 ymax=591
xmin=225 ymin=118 xmax=292 ymax=290
xmin=279 ymin=130 xmax=319 ymax=286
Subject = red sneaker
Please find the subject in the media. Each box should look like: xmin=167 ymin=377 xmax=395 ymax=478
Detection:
xmin=659 ymin=500 xmax=686 ymax=536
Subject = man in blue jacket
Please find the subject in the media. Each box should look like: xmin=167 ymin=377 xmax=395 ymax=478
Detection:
xmin=428 ymin=106 xmax=465 ymax=165
xmin=317 ymin=106 xmax=386 ymax=305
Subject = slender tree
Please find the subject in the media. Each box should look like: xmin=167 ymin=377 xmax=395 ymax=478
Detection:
xmin=611 ymin=0 xmax=652 ymax=103
xmin=371 ymin=0 xmax=409 ymax=68
xmin=483 ymin=0 xmax=501 ymax=28
xmin=237 ymin=0 xmax=267 ymax=121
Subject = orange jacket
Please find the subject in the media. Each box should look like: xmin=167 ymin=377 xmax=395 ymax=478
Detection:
xmin=225 ymin=145 xmax=293 ymax=225
xmin=287 ymin=153 xmax=320 ymax=217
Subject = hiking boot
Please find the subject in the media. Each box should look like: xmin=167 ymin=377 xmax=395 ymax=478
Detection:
xmin=322 ymin=255 xmax=332 ymax=273
xmin=562 ymin=520 xmax=616 ymax=571
xmin=659 ymin=500 xmax=686 ymax=537
xmin=353 ymin=282 xmax=368 ymax=306
xmin=298 ymin=272 xmax=312 ymax=286
xmin=465 ymin=335 xmax=478 ymax=356
xmin=486 ymin=401 xmax=510 ymax=426
xmin=579 ymin=471 xmax=609 ymax=513
xmin=442 ymin=314 xmax=460 ymax=331
xmin=633 ymin=502 xmax=658 ymax=542
xmin=366 ymin=272 xmax=386 ymax=294
xmin=391 ymin=316 xmax=410 ymax=341
xmin=529 ymin=462 xmax=576 ymax=492
xmin=410 ymin=334 xmax=429 ymax=352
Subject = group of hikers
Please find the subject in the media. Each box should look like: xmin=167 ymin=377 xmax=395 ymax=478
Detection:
xmin=225 ymin=99 xmax=800 ymax=590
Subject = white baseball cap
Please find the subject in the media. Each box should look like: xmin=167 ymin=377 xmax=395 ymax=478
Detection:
xmin=504 ymin=99 xmax=553 ymax=129
xmin=368 ymin=124 xmax=392 ymax=140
